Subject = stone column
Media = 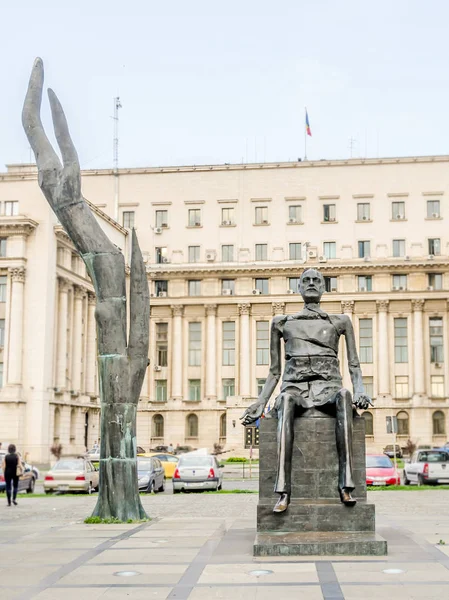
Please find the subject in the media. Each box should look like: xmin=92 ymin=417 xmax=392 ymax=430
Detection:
xmin=205 ymin=304 xmax=217 ymax=399
xmin=238 ymin=303 xmax=251 ymax=397
xmin=412 ymin=299 xmax=425 ymax=395
xmin=376 ymin=300 xmax=390 ymax=394
xmin=341 ymin=300 xmax=354 ymax=390
xmin=7 ymin=268 xmax=26 ymax=385
xmin=272 ymin=302 xmax=286 ymax=316
xmin=171 ymin=305 xmax=184 ymax=399
xmin=85 ymin=292 xmax=97 ymax=395
xmin=71 ymin=285 xmax=85 ymax=393
xmin=56 ymin=277 xmax=71 ymax=390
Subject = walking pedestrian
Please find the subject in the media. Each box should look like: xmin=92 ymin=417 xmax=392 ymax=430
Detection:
xmin=1 ymin=444 xmax=22 ymax=506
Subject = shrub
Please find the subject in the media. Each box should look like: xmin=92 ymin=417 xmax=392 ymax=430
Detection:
xmin=226 ymin=457 xmax=248 ymax=463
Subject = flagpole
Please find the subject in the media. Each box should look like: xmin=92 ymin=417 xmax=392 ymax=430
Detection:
xmin=304 ymin=106 xmax=307 ymax=161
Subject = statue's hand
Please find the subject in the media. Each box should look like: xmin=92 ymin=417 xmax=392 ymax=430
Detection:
xmin=353 ymin=393 xmax=373 ymax=410
xmin=240 ymin=401 xmax=265 ymax=426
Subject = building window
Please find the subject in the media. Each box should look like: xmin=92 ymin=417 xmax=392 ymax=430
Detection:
xmin=221 ymin=207 xmax=235 ymax=225
xmin=430 ymin=318 xmax=444 ymax=363
xmin=429 ymin=238 xmax=441 ymax=256
xmin=188 ymin=380 xmax=201 ymax=402
xmin=220 ymin=413 xmax=227 ymax=438
xmin=357 ymin=203 xmax=370 ymax=221
xmin=0 ymin=276 xmax=6 ymax=302
xmin=152 ymin=414 xmax=164 ymax=438
xmin=392 ymin=201 xmax=405 ymax=220
xmin=256 ymin=321 xmax=270 ymax=365
xmin=70 ymin=408 xmax=76 ymax=442
xmin=155 ymin=280 xmax=168 ymax=296
xmin=0 ymin=363 xmax=4 ymax=388
xmin=155 ymin=380 xmax=167 ymax=403
xmin=257 ymin=378 xmax=266 ymax=395
xmin=255 ymin=206 xmax=268 ymax=225
xmin=392 ymin=274 xmax=407 ymax=290
xmin=156 ymin=323 xmax=168 ymax=367
xmin=431 ymin=375 xmax=445 ymax=397
xmin=0 ymin=239 xmax=6 ymax=257
xmin=289 ymin=205 xmax=302 ymax=223
xmin=363 ymin=376 xmax=374 ymax=398
xmin=122 ymin=211 xmax=135 ymax=228
xmin=323 ymin=242 xmax=336 ymax=259
xmin=394 ymin=318 xmax=408 ymax=363
xmin=358 ymin=240 xmax=371 ymax=258
xmin=54 ymin=407 xmax=61 ymax=441
xmin=395 ymin=376 xmax=409 ymax=398
xmin=188 ymin=209 xmax=201 ymax=227
xmin=222 ymin=322 xmax=235 ymax=366
xmin=428 ymin=273 xmax=443 ymax=290
xmin=188 ymin=246 xmax=200 ymax=263
xmin=393 ymin=239 xmax=405 ymax=257
xmin=188 ymin=280 xmax=201 ymax=296
xmin=323 ymin=204 xmax=336 ymax=222
xmin=289 ymin=243 xmax=302 ymax=260
xmin=397 ymin=411 xmax=409 ymax=435
xmin=186 ymin=413 xmax=199 ymax=437
xmin=155 ymin=210 xmax=168 ymax=228
xmin=324 ymin=276 xmax=337 ymax=292
xmin=363 ymin=412 xmax=374 ymax=436
xmin=255 ymin=244 xmax=268 ymax=261
xmin=427 ymin=200 xmax=440 ymax=218
xmin=222 ymin=279 xmax=235 ymax=295
xmin=188 ymin=323 xmax=202 ymax=366
xmin=4 ymin=201 xmax=18 ymax=216
xmin=222 ymin=245 xmax=234 ymax=262
xmin=245 ymin=426 xmax=259 ymax=448
xmin=358 ymin=275 xmax=372 ymax=292
xmin=0 ymin=319 xmax=5 ymax=347
xmin=359 ymin=319 xmax=373 ymax=363
xmin=155 ymin=247 xmax=167 ymax=264
xmin=222 ymin=378 xmax=235 ymax=399
xmin=433 ymin=410 xmax=446 ymax=435
xmin=255 ymin=278 xmax=269 ymax=294
xmin=288 ymin=277 xmax=300 ymax=293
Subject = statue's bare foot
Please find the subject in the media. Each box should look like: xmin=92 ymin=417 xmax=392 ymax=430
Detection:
xmin=273 ymin=493 xmax=290 ymax=513
xmin=339 ymin=488 xmax=356 ymax=507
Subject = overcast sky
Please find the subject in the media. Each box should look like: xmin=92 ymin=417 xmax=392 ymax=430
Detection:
xmin=2 ymin=1 xmax=449 ymax=170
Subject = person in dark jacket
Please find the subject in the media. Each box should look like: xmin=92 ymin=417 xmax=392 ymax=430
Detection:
xmin=1 ymin=444 xmax=22 ymax=506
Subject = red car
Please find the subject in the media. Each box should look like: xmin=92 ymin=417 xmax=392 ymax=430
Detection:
xmin=366 ymin=454 xmax=400 ymax=486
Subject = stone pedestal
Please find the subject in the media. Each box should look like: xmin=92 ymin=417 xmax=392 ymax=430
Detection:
xmin=254 ymin=410 xmax=387 ymax=556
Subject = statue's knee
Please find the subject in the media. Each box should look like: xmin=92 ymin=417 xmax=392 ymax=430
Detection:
xmin=337 ymin=388 xmax=352 ymax=405
xmin=275 ymin=392 xmax=294 ymax=412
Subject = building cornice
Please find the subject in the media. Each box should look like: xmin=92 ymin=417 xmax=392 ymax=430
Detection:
xmin=0 ymin=216 xmax=38 ymax=237
xmin=4 ymin=154 xmax=449 ymax=180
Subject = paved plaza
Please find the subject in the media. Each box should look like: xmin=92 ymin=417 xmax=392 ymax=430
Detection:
xmin=1 ymin=490 xmax=449 ymax=599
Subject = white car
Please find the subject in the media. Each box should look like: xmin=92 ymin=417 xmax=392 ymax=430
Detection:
xmin=173 ymin=454 xmax=224 ymax=493
xmin=404 ymin=449 xmax=449 ymax=485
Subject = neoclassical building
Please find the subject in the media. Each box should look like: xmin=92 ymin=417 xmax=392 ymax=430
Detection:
xmin=1 ymin=156 xmax=449 ymax=460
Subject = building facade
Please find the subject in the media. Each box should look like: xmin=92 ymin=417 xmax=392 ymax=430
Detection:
xmin=1 ymin=156 xmax=449 ymax=461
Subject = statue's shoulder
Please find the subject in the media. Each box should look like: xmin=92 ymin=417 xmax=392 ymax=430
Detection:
xmin=330 ymin=313 xmax=352 ymax=330
xmin=272 ymin=314 xmax=289 ymax=328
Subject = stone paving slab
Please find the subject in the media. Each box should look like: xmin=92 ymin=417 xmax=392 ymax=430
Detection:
xmin=1 ymin=491 xmax=449 ymax=599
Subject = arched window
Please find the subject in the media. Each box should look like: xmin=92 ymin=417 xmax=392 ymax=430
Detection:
xmin=152 ymin=414 xmax=164 ymax=438
xmin=433 ymin=410 xmax=446 ymax=435
xmin=70 ymin=408 xmax=76 ymax=442
xmin=220 ymin=413 xmax=226 ymax=439
xmin=362 ymin=411 xmax=373 ymax=436
xmin=54 ymin=407 xmax=61 ymax=441
xmin=186 ymin=414 xmax=198 ymax=438
xmin=397 ymin=411 xmax=409 ymax=435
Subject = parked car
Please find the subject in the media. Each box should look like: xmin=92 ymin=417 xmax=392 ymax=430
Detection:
xmin=173 ymin=445 xmax=196 ymax=456
xmin=137 ymin=457 xmax=165 ymax=493
xmin=366 ymin=454 xmax=400 ymax=486
xmin=137 ymin=451 xmax=179 ymax=478
xmin=403 ymin=449 xmax=449 ymax=485
xmin=44 ymin=458 xmax=99 ymax=494
xmin=173 ymin=454 xmax=223 ymax=493
xmin=85 ymin=448 xmax=100 ymax=462
xmin=383 ymin=444 xmax=403 ymax=459
xmin=0 ymin=461 xmax=36 ymax=494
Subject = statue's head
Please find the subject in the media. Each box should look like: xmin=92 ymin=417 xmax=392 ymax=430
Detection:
xmin=299 ymin=268 xmax=325 ymax=304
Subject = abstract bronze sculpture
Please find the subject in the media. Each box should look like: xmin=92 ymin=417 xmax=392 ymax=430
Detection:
xmin=22 ymin=59 xmax=149 ymax=521
xmin=241 ymin=268 xmax=372 ymax=513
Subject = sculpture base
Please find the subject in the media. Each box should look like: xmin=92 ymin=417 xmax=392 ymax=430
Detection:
xmin=254 ymin=531 xmax=387 ymax=557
